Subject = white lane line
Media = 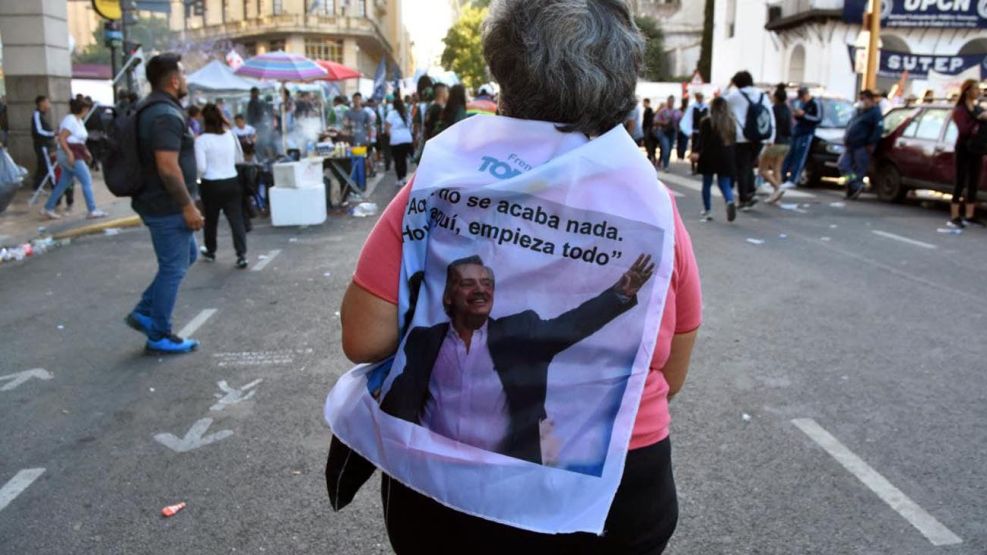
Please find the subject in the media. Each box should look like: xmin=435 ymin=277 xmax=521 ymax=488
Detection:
xmin=872 ymin=230 xmax=937 ymax=250
xmin=251 ymin=249 xmax=282 ymax=272
xmin=177 ymin=308 xmax=217 ymax=339
xmin=792 ymin=418 xmax=962 ymax=547
xmin=0 ymin=468 xmax=45 ymax=512
xmin=660 ymin=172 xmax=816 ymax=198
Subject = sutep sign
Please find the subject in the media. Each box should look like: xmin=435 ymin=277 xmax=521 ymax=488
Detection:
xmin=846 ymin=46 xmax=987 ymax=77
xmin=844 ymin=0 xmax=987 ymax=28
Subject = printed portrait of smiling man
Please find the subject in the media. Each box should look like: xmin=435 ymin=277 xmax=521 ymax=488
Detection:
xmin=380 ymin=253 xmax=655 ymax=464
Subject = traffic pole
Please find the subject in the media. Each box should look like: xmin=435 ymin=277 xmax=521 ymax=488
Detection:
xmin=864 ymin=0 xmax=881 ymax=92
xmin=121 ymin=1 xmax=134 ymax=95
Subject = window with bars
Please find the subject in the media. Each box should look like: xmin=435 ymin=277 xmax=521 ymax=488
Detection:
xmin=310 ymin=0 xmax=335 ymax=15
xmin=270 ymin=39 xmax=286 ymax=52
xmin=347 ymin=0 xmax=366 ymax=17
xmin=305 ymin=38 xmax=344 ymax=63
xmin=243 ymin=42 xmax=257 ymax=56
xmin=187 ymin=0 xmax=205 ymax=17
xmin=273 ymin=0 xmax=283 ymax=15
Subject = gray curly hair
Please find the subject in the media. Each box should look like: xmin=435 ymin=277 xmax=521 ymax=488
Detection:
xmin=482 ymin=0 xmax=644 ymax=137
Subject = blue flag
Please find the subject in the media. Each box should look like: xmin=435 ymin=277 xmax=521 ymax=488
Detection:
xmin=372 ymin=58 xmax=387 ymax=101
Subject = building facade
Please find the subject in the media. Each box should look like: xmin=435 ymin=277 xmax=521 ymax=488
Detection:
xmin=629 ymin=0 xmax=705 ymax=79
xmin=712 ymin=0 xmax=987 ymax=100
xmin=171 ymin=0 xmax=413 ymax=87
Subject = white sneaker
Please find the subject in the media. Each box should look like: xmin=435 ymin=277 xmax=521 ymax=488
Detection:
xmin=780 ymin=181 xmax=795 ymax=190
xmin=41 ymin=209 xmax=62 ymax=220
xmin=87 ymin=209 xmax=108 ymax=219
xmin=767 ymin=189 xmax=785 ymax=204
xmin=699 ymin=210 xmax=713 ymax=222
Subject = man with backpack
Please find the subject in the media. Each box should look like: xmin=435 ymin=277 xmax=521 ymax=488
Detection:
xmin=781 ymin=86 xmax=822 ymax=188
xmin=117 ymin=53 xmax=204 ymax=354
xmin=725 ymin=70 xmax=775 ymax=210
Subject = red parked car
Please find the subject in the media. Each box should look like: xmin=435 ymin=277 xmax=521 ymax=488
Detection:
xmin=871 ymin=103 xmax=987 ymax=202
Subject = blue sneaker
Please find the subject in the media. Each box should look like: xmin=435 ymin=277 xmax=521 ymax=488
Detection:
xmin=146 ymin=334 xmax=200 ymax=354
xmin=125 ymin=312 xmax=154 ymax=337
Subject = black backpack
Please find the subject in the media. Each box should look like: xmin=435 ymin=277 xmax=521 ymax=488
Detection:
xmin=740 ymin=90 xmax=773 ymax=143
xmin=101 ymin=98 xmax=169 ymax=197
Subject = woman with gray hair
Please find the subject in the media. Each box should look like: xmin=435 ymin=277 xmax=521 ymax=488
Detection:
xmin=336 ymin=1 xmax=700 ymax=552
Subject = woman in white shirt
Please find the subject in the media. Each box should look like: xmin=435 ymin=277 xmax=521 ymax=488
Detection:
xmin=41 ymin=98 xmax=107 ymax=220
xmin=385 ymin=96 xmax=414 ymax=186
xmin=195 ymin=103 xmax=247 ymax=269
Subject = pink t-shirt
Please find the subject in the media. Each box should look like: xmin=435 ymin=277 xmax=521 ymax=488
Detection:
xmin=353 ymin=181 xmax=702 ymax=450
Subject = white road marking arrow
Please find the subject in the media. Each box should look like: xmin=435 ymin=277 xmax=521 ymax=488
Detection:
xmin=154 ymin=418 xmax=233 ymax=453
xmin=210 ymin=379 xmax=263 ymax=412
xmin=0 ymin=369 xmax=53 ymax=392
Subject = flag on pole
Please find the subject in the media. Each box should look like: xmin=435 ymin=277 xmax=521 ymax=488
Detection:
xmin=226 ymin=49 xmax=245 ymax=71
xmin=372 ymin=58 xmax=387 ymax=101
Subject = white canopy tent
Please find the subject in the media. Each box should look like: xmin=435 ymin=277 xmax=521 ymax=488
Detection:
xmin=187 ymin=60 xmax=274 ymax=94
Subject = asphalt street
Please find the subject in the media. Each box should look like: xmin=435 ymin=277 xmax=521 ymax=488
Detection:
xmin=0 ymin=162 xmax=985 ymax=554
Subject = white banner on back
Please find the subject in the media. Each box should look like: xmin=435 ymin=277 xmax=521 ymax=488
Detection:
xmin=326 ymin=115 xmax=676 ymax=534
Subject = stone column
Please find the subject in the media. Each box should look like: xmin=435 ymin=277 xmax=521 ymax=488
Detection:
xmin=0 ymin=0 xmax=73 ymax=168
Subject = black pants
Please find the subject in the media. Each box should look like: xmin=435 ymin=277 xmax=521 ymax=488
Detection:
xmin=644 ymin=133 xmax=658 ymax=162
xmin=391 ymin=143 xmax=412 ymax=181
xmin=953 ymin=147 xmax=983 ymax=205
xmin=33 ymin=144 xmax=49 ymax=191
xmin=200 ymin=177 xmax=247 ymax=258
xmin=734 ymin=142 xmax=761 ymax=203
xmin=381 ymin=438 xmax=678 ymax=555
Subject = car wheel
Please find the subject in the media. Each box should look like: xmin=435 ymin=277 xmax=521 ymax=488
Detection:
xmin=798 ymin=161 xmax=821 ymax=188
xmin=873 ymin=164 xmax=906 ymax=202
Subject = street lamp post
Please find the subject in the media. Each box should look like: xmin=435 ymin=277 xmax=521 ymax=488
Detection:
xmin=864 ymin=0 xmax=882 ymax=92
xmin=121 ymin=0 xmax=135 ymax=95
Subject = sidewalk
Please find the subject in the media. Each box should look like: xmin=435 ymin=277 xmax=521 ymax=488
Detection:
xmin=0 ymin=171 xmax=138 ymax=249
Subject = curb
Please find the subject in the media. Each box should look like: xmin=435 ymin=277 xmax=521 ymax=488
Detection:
xmin=51 ymin=215 xmax=141 ymax=240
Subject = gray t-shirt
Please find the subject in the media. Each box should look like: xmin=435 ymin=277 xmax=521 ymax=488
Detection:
xmin=344 ymin=108 xmax=372 ymax=146
xmin=132 ymin=91 xmax=198 ymax=217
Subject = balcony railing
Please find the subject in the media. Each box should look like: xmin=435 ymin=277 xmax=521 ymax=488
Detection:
xmin=182 ymin=13 xmax=383 ymax=42
xmin=766 ymin=0 xmax=844 ymax=31
xmin=771 ymin=0 xmax=844 ymax=16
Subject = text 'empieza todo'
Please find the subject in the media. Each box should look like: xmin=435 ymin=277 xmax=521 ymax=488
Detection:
xmin=403 ymin=189 xmax=625 ymax=267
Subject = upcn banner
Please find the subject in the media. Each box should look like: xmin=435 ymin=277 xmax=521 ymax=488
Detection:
xmin=846 ymin=45 xmax=987 ymax=78
xmin=844 ymin=0 xmax=987 ymax=29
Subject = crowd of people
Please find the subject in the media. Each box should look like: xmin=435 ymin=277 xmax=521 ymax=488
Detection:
xmin=628 ymin=72 xmax=986 ymax=229
xmin=629 ymin=73 xmax=891 ymax=224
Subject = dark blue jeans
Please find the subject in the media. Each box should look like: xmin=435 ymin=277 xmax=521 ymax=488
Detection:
xmin=134 ymin=213 xmax=197 ymax=340
xmin=656 ymin=130 xmax=673 ymax=170
xmin=782 ymin=133 xmax=813 ymax=184
xmin=838 ymin=146 xmax=869 ymax=190
xmin=702 ymin=173 xmax=734 ymax=211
